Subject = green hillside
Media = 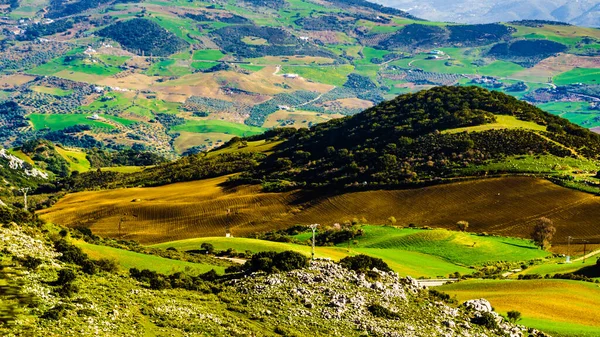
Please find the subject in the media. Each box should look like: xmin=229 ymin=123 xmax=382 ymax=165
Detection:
xmin=0 ymin=0 xmax=598 ymax=155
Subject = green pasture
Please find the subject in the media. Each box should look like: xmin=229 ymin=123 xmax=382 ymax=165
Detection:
xmin=76 ymin=241 xmax=226 ymax=274
xmin=171 ymin=120 xmax=265 ymax=136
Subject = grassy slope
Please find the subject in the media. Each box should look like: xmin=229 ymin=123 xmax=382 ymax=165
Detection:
xmin=28 ymin=113 xmax=115 ymax=131
xmin=170 ymin=120 xmax=265 ymax=137
xmin=55 ymin=147 xmax=91 ymax=172
xmin=76 ymin=241 xmax=226 ymax=274
xmin=443 ymin=115 xmax=546 ymax=134
xmin=440 ymin=279 xmax=600 ymax=337
xmin=150 ymin=236 xmax=472 ymax=278
xmin=348 ymin=226 xmax=548 ymax=266
xmin=39 ymin=176 xmax=600 ymax=254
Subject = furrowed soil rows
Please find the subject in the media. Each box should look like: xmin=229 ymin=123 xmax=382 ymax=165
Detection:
xmin=40 ymin=176 xmax=600 ymax=250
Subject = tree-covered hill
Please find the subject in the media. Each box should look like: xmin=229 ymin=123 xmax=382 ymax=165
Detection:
xmin=97 ymin=18 xmax=188 ymax=57
xmin=243 ymin=86 xmax=600 ymax=189
xmin=64 ymin=86 xmax=600 ymax=192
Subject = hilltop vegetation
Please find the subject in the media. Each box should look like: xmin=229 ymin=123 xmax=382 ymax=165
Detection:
xmin=97 ymin=18 xmax=188 ymax=56
xmin=0 ymin=0 xmax=598 ymax=154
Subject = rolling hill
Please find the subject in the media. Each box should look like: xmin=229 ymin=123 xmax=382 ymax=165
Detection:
xmin=0 ymin=0 xmax=598 ymax=156
xmin=38 ymin=87 xmax=600 ymax=255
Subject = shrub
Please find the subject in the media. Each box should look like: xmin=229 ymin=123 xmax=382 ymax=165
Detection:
xmin=54 ymin=269 xmax=76 ymax=286
xmin=367 ymin=304 xmax=401 ymax=319
xmin=473 ymin=312 xmax=498 ymax=330
xmin=339 ymin=254 xmax=392 ymax=273
xmin=54 ymin=239 xmax=89 ymax=266
xmin=244 ymin=251 xmax=308 ymax=274
xmin=95 ymin=258 xmax=118 ymax=273
xmin=507 ymin=310 xmax=521 ymax=323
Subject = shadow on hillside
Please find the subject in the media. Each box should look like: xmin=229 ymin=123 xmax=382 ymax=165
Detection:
xmin=574 ymin=264 xmax=600 ymax=278
xmin=500 ymin=241 xmax=541 ymax=250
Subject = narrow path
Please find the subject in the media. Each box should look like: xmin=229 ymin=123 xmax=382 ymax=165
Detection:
xmin=293 ymin=86 xmax=336 ymax=108
xmin=216 ymin=256 xmax=246 ymax=264
xmin=572 ymin=249 xmax=600 ymax=262
xmin=416 ymin=278 xmax=458 ymax=288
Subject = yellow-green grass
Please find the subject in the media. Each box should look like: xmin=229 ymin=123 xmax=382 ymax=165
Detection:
xmin=101 ymin=166 xmax=148 ymax=173
xmin=173 ymin=132 xmax=234 ymax=154
xmin=95 ymin=54 xmax=130 ymax=67
xmin=39 ymin=176 xmax=600 ymax=255
xmin=519 ymin=257 xmax=598 ymax=277
xmin=355 ymin=47 xmax=390 ymax=65
xmin=262 ymin=110 xmax=342 ymax=128
xmin=554 ymin=68 xmax=600 ymax=86
xmin=206 ymin=139 xmax=282 ymax=157
xmin=145 ymin=59 xmax=192 ymax=77
xmin=55 ymin=147 xmax=91 ymax=173
xmin=247 ymin=56 xmax=336 ymax=65
xmin=8 ymin=149 xmax=34 ymax=165
xmin=28 ymin=113 xmax=115 ymax=131
xmin=349 ymin=226 xmax=548 ymax=266
xmin=279 ymin=65 xmax=354 ymax=86
xmin=76 ymin=241 xmax=225 ymax=274
xmin=29 ymin=55 xmax=123 ymax=77
xmin=191 ymin=61 xmax=218 ymax=70
xmin=150 ymin=237 xmax=470 ymax=278
xmin=30 ymin=85 xmax=73 ymax=97
xmin=477 ymin=61 xmax=525 ymax=78
xmin=170 ymin=120 xmax=265 ymax=137
xmin=443 ymin=115 xmax=547 ymax=134
xmin=241 ymin=36 xmax=269 ymax=45
xmin=440 ymin=279 xmax=600 ymax=337
xmin=80 ymin=92 xmax=132 ymax=112
xmin=238 ymin=64 xmax=265 ymax=72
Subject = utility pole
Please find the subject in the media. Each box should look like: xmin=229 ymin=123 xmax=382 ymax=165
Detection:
xmin=567 ymin=236 xmax=572 ymax=263
xmin=309 ymin=224 xmax=319 ymax=261
xmin=19 ymin=187 xmax=30 ymax=211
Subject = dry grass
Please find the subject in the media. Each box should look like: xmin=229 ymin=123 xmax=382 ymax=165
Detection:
xmin=512 ymin=54 xmax=600 ymax=82
xmin=0 ymin=74 xmax=36 ymax=88
xmin=39 ymin=176 xmax=600 ymax=249
xmin=263 ymin=110 xmax=343 ymax=128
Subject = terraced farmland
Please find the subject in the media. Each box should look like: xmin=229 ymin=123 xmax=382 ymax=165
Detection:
xmin=40 ymin=176 xmax=600 ymax=253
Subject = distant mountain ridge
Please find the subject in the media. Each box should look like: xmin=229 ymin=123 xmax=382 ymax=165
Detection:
xmin=374 ymin=0 xmax=600 ymax=27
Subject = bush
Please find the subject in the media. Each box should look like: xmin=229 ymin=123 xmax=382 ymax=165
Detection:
xmin=367 ymin=304 xmax=401 ymax=319
xmin=244 ymin=250 xmax=308 ymax=274
xmin=54 ymin=269 xmax=77 ymax=286
xmin=54 ymin=239 xmax=89 ymax=266
xmin=473 ymin=312 xmax=498 ymax=330
xmin=339 ymin=254 xmax=392 ymax=273
xmin=95 ymin=258 xmax=118 ymax=273
xmin=507 ymin=310 xmax=521 ymax=323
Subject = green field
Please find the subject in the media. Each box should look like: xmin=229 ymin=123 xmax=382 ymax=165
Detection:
xmin=151 ymin=225 xmax=551 ymax=278
xmin=343 ymin=226 xmax=549 ymax=266
xmin=76 ymin=241 xmax=226 ymax=274
xmin=192 ymin=49 xmax=225 ymax=61
xmin=279 ymin=65 xmax=354 ymax=86
xmin=28 ymin=114 xmax=115 ymax=131
xmin=554 ymin=68 xmax=600 ymax=85
xmin=441 ymin=279 xmax=600 ymax=337
xmin=171 ymin=120 xmax=265 ymax=137
xmin=31 ymin=86 xmax=73 ymax=97
xmin=145 ymin=59 xmax=192 ymax=77
xmin=191 ymin=61 xmax=218 ymax=70
xmin=56 ymin=147 xmax=91 ymax=172
xmin=29 ymin=53 xmax=123 ymax=77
